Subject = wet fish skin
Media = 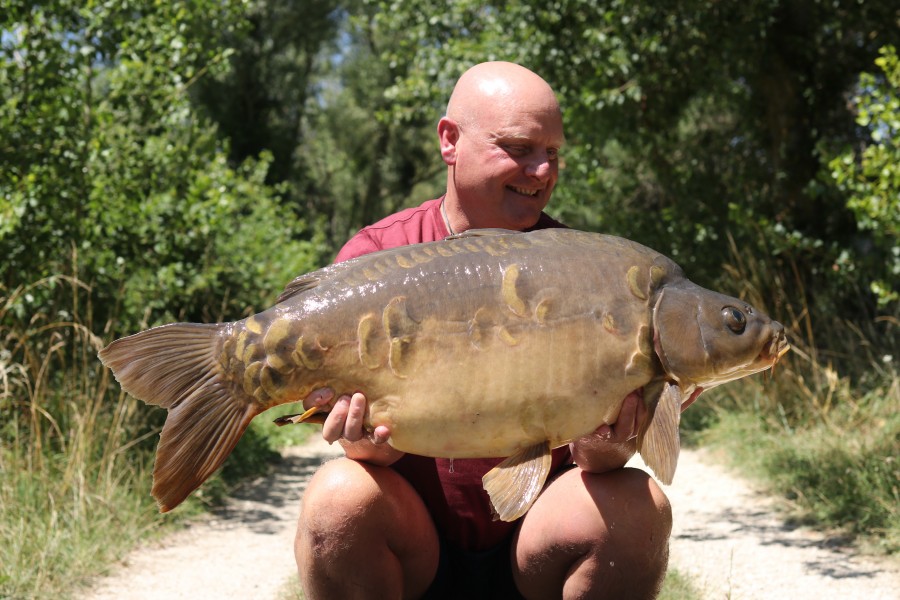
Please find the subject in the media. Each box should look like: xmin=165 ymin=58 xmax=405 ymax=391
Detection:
xmin=99 ymin=228 xmax=789 ymax=519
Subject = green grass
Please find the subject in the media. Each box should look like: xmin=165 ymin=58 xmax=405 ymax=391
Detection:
xmin=692 ymin=381 xmax=899 ymax=554
xmin=658 ymin=568 xmax=704 ymax=600
xmin=277 ymin=574 xmax=305 ymax=600
xmin=0 ymin=277 xmax=311 ymax=599
xmin=0 ymin=277 xmax=166 ymax=598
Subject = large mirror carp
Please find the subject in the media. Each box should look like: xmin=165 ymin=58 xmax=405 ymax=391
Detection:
xmin=99 ymin=228 xmax=789 ymax=521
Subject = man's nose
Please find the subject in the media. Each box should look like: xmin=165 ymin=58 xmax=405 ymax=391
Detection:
xmin=525 ymin=151 xmax=554 ymax=180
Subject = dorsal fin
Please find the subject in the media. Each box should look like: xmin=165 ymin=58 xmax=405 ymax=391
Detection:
xmin=276 ymin=258 xmax=364 ymax=304
xmin=276 ymin=273 xmax=322 ymax=303
xmin=445 ymin=228 xmax=521 ymax=240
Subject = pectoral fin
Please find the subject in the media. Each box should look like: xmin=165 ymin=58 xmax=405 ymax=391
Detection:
xmin=482 ymin=441 xmax=552 ymax=522
xmin=636 ymin=381 xmax=684 ymax=484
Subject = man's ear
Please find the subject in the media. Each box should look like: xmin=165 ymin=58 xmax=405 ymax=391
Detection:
xmin=437 ymin=117 xmax=460 ymax=165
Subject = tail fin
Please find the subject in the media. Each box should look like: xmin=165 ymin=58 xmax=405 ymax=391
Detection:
xmin=99 ymin=323 xmax=259 ymax=512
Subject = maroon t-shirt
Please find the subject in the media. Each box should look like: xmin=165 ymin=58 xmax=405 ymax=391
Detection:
xmin=335 ymin=197 xmax=572 ymax=552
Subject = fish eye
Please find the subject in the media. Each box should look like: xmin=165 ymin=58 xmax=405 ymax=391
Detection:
xmin=723 ymin=307 xmax=747 ymax=334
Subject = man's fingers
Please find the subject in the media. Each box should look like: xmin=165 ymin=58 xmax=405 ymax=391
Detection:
xmin=369 ymin=425 xmax=391 ymax=445
xmin=615 ymin=394 xmax=640 ymax=441
xmin=342 ymin=392 xmax=367 ymax=442
xmin=595 ymin=424 xmax=613 ymax=441
xmin=321 ymin=395 xmax=351 ymax=443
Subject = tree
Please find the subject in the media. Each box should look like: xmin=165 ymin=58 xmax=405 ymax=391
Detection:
xmin=352 ymin=0 xmax=900 ymax=327
xmin=829 ymin=45 xmax=900 ymax=307
xmin=191 ymin=0 xmax=342 ymax=185
xmin=0 ymin=1 xmax=323 ymax=334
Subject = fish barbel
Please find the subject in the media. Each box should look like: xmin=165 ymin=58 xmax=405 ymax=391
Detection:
xmin=99 ymin=228 xmax=790 ymax=521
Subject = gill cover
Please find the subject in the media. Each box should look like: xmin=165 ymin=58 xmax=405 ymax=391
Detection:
xmin=652 ymin=280 xmax=782 ymax=387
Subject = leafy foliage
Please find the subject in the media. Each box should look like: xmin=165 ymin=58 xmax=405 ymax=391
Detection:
xmin=353 ymin=0 xmax=900 ymax=328
xmin=829 ymin=45 xmax=900 ymax=306
xmin=0 ymin=0 xmax=324 ymax=336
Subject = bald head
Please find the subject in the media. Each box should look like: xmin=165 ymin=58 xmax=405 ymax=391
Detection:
xmin=437 ymin=62 xmax=565 ymax=232
xmin=446 ymin=62 xmax=561 ymax=129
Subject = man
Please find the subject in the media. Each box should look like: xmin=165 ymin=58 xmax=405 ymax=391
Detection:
xmin=295 ymin=61 xmax=672 ymax=599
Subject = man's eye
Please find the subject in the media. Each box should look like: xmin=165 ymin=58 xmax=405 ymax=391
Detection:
xmin=504 ymin=145 xmax=529 ymax=156
xmin=547 ymin=148 xmax=559 ymax=160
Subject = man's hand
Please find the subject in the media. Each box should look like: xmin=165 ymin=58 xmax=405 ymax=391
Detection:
xmin=570 ymin=391 xmax=646 ymax=473
xmin=571 ymin=386 xmax=704 ymax=473
xmin=303 ymin=388 xmax=401 ymax=465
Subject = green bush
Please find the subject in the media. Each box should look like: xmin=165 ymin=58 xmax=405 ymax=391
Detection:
xmin=829 ymin=45 xmax=900 ymax=307
xmin=1 ymin=1 xmax=325 ymax=335
xmin=697 ymin=382 xmax=899 ymax=554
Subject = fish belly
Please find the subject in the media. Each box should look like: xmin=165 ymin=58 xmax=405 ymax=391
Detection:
xmin=364 ymin=314 xmax=648 ymax=458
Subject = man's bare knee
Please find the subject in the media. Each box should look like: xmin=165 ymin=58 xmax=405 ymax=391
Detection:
xmin=514 ymin=467 xmax=672 ymax=599
xmin=582 ymin=468 xmax=671 ymax=598
xmin=295 ymin=458 xmax=439 ymax=599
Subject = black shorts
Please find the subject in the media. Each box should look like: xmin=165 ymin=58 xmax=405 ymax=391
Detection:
xmin=420 ymin=533 xmax=525 ymax=600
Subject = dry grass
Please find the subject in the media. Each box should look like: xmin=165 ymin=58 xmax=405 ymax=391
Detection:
xmin=0 ymin=276 xmax=163 ymax=598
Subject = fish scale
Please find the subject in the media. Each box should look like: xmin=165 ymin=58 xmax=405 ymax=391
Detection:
xmin=99 ymin=228 xmax=789 ymax=521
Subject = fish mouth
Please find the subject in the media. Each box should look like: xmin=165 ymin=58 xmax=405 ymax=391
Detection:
xmin=761 ymin=331 xmax=791 ymax=365
xmin=722 ymin=331 xmax=791 ymax=384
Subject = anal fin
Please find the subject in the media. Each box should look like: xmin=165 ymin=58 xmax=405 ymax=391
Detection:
xmin=636 ymin=381 xmax=684 ymax=484
xmin=482 ymin=441 xmax=552 ymax=522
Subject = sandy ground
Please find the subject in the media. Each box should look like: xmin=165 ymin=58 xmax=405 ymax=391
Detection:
xmin=79 ymin=437 xmax=899 ymax=600
xmin=628 ymin=450 xmax=900 ymax=600
xmin=79 ymin=435 xmax=343 ymax=600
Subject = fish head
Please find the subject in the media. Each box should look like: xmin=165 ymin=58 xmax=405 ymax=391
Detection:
xmin=652 ymin=280 xmax=790 ymax=388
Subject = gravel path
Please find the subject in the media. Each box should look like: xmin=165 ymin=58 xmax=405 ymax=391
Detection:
xmin=629 ymin=450 xmax=900 ymax=600
xmin=79 ymin=435 xmax=343 ymax=600
xmin=80 ymin=438 xmax=899 ymax=600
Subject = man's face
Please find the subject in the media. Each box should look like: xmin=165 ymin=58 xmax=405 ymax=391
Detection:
xmin=449 ymin=99 xmax=565 ymax=231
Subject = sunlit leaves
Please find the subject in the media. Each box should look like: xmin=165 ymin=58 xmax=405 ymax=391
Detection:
xmin=0 ymin=0 xmax=322 ymax=335
xmin=829 ymin=45 xmax=900 ymax=306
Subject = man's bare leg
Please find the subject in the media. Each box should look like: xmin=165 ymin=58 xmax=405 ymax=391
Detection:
xmin=512 ymin=467 xmax=672 ymax=600
xmin=295 ymin=457 xmax=439 ymax=599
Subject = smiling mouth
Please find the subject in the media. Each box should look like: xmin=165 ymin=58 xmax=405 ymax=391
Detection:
xmin=509 ymin=185 xmax=541 ymax=197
